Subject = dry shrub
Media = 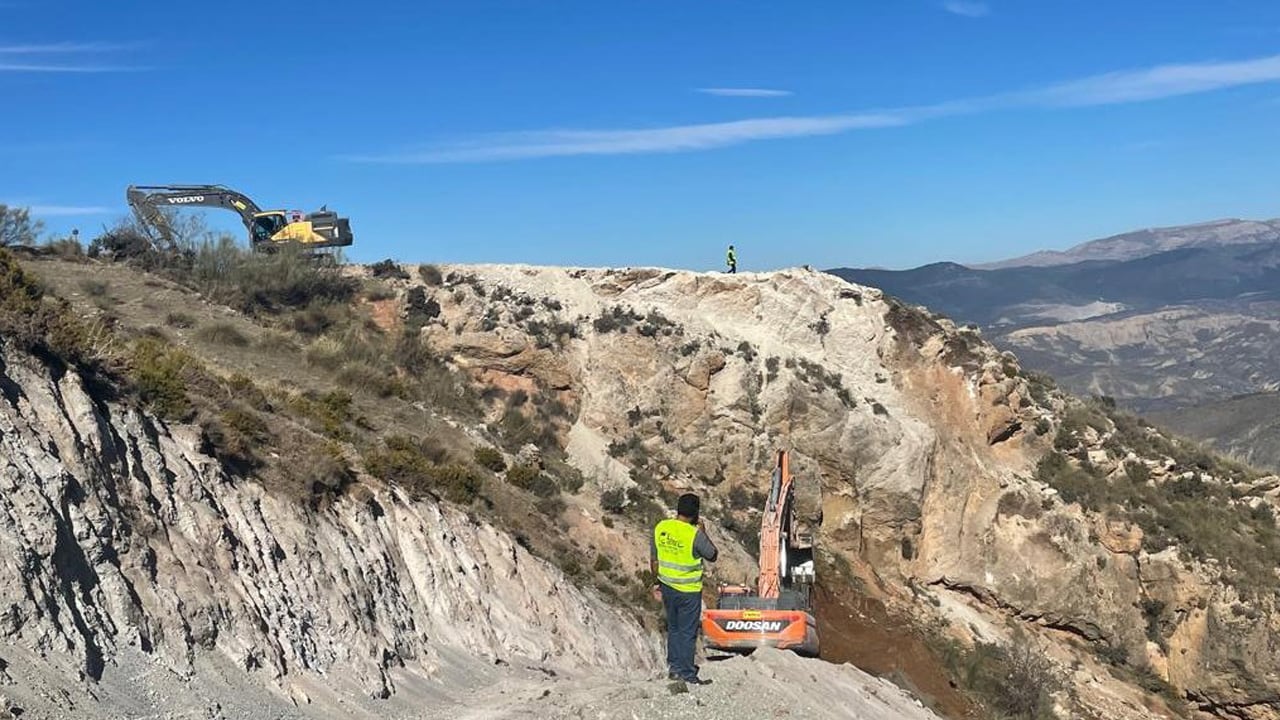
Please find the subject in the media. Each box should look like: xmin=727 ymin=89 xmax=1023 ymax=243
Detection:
xmin=364 ymin=435 xmax=479 ymax=504
xmin=195 ymin=322 xmax=250 ymax=347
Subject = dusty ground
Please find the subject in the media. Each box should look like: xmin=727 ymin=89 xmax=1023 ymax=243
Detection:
xmin=0 ymin=642 xmax=942 ymax=720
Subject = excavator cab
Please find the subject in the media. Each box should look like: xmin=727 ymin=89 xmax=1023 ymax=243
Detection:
xmin=251 ymin=213 xmax=287 ymax=244
xmin=252 ymin=210 xmax=352 ymax=249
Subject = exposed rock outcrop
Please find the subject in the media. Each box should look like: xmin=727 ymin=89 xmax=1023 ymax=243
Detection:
xmin=0 ymin=341 xmax=657 ymax=713
xmin=414 ymin=264 xmax=1280 ymax=718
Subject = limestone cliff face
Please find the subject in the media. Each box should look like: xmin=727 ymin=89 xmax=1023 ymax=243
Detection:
xmin=0 ymin=342 xmax=657 ymax=708
xmin=420 ymin=267 xmax=1035 ymax=562
xmin=412 ymin=264 xmax=1280 ymax=717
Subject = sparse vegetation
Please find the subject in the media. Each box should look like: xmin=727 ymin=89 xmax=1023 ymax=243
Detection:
xmin=495 ymin=400 xmax=560 ymax=453
xmin=202 ymin=405 xmax=269 ymax=471
xmin=474 ymin=446 xmax=507 ymax=472
xmin=285 ymin=389 xmax=357 ymax=440
xmin=765 ymin=356 xmax=780 ymax=382
xmin=362 ymin=281 xmax=396 ymax=302
xmin=363 ymin=435 xmax=480 ymax=504
xmin=185 ymin=237 xmax=359 ymax=316
xmin=369 ymin=259 xmax=409 ymax=280
xmin=1036 ymin=445 xmax=1280 ymax=595
xmin=997 ymin=490 xmax=1044 ymax=520
xmin=418 ymin=264 xmax=443 ymax=286
xmin=534 ymin=495 xmax=566 ymax=518
xmin=0 ymin=249 xmax=111 ymax=371
xmin=600 ymin=488 xmax=627 ymax=513
xmin=0 ymin=205 xmax=42 ymax=247
xmin=524 ymin=317 xmax=579 ymax=349
xmin=129 ymin=339 xmax=196 ymax=420
xmin=195 ymin=322 xmax=251 ymax=347
xmin=1141 ymin=598 xmax=1167 ymax=648
xmin=809 ymin=312 xmax=831 ymax=338
xmin=935 ymin=636 xmax=1062 ymax=720
xmin=79 ymin=279 xmax=109 ymax=297
xmin=606 ymin=434 xmax=649 ymax=466
xmin=44 ymin=236 xmax=85 ymax=260
xmin=165 ymin=311 xmax=196 ymax=329
xmin=593 ymin=305 xmax=646 ymax=334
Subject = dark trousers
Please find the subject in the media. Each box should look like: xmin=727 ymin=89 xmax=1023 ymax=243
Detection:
xmin=727 ymin=264 xmax=736 ymax=274
xmin=660 ymin=584 xmax=702 ymax=680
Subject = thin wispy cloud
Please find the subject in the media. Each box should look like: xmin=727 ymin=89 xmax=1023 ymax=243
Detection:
xmin=697 ymin=87 xmax=793 ymax=98
xmin=28 ymin=205 xmax=111 ymax=217
xmin=1021 ymin=54 xmax=1280 ymax=106
xmin=0 ymin=63 xmax=140 ymax=73
xmin=0 ymin=40 xmax=140 ymax=72
xmin=0 ymin=42 xmax=135 ymax=54
xmin=942 ymin=1 xmax=990 ymax=18
xmin=342 ymin=113 xmax=925 ymax=164
xmin=346 ymin=52 xmax=1280 ymax=164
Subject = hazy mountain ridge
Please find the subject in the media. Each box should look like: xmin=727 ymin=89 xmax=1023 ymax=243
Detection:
xmin=973 ymin=218 xmax=1280 ymax=270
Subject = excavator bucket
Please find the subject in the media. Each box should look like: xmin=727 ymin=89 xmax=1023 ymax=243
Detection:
xmin=702 ymin=607 xmax=819 ymax=656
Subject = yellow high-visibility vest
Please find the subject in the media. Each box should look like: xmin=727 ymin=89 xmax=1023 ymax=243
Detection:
xmin=654 ymin=519 xmax=702 ymax=593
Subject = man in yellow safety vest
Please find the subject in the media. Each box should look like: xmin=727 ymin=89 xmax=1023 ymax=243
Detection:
xmin=650 ymin=493 xmax=718 ymax=684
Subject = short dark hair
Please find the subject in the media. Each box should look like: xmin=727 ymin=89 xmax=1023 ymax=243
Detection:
xmin=676 ymin=493 xmax=700 ymax=519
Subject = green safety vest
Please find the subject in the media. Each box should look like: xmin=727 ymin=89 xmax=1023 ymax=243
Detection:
xmin=727 ymin=249 xmax=736 ymax=264
xmin=654 ymin=519 xmax=702 ymax=593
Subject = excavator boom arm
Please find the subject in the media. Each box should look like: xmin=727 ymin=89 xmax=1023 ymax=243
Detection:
xmin=757 ymin=450 xmax=793 ymax=600
xmin=126 ymin=185 xmax=264 ymax=244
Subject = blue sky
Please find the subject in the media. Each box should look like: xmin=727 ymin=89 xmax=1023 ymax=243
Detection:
xmin=7 ymin=2 xmax=1280 ymax=270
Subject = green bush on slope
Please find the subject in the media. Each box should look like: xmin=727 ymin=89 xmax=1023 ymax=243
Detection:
xmin=1040 ymin=399 xmax=1280 ymax=596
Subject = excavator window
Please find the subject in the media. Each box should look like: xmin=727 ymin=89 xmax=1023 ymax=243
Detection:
xmin=251 ymin=214 xmax=285 ymax=244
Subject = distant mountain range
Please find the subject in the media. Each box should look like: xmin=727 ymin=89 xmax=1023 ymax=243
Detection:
xmin=838 ymin=239 xmax=1280 ymax=329
xmin=829 ymin=218 xmax=1280 ymax=468
xmin=973 ymin=218 xmax=1280 ymax=269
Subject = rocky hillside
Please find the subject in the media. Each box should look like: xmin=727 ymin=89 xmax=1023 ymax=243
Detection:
xmin=831 ymin=226 xmax=1280 ymax=466
xmin=5 ymin=243 xmax=1280 ymax=718
xmin=399 ymin=262 xmax=1280 ymax=718
xmin=1001 ymin=302 xmax=1280 ymax=412
xmin=1151 ymin=392 xmax=1280 ymax=470
xmin=0 ymin=319 xmax=658 ymax=716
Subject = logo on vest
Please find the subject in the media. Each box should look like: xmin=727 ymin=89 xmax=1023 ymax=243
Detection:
xmin=656 ymin=529 xmax=685 ymax=553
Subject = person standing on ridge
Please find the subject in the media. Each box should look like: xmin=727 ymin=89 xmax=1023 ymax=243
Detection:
xmin=726 ymin=245 xmax=737 ymax=274
xmin=651 ymin=493 xmax=718 ymax=685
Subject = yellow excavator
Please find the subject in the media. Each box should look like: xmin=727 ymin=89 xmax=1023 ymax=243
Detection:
xmin=701 ymin=450 xmax=820 ymax=656
xmin=126 ymin=184 xmax=354 ymax=252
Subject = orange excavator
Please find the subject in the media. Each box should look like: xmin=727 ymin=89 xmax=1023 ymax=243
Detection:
xmin=702 ymin=450 xmax=819 ymax=656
